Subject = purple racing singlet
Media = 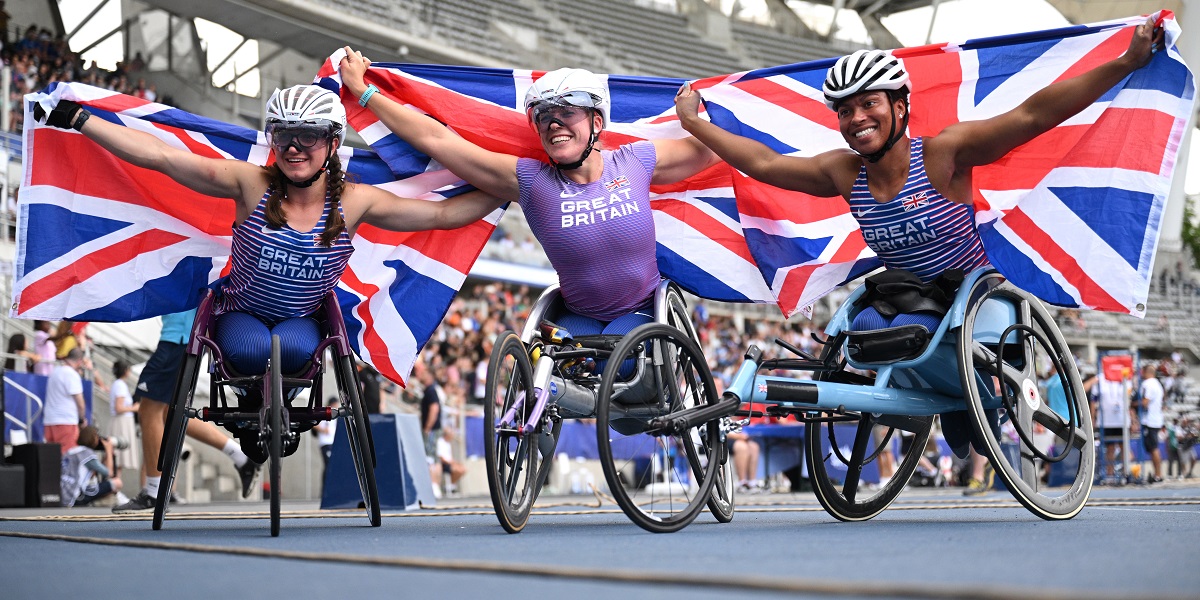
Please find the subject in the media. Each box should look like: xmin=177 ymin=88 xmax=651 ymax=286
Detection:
xmin=848 ymin=137 xmax=989 ymax=282
xmin=215 ymin=190 xmax=354 ymax=322
xmin=517 ymin=141 xmax=660 ymax=321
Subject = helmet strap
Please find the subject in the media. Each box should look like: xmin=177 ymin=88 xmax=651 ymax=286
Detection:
xmin=284 ymin=142 xmax=332 ymax=188
xmin=550 ymin=110 xmax=599 ymax=171
xmin=860 ymin=99 xmax=909 ymax=164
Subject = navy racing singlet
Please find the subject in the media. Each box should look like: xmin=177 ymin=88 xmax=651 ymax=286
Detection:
xmin=215 ymin=190 xmax=354 ymax=322
xmin=848 ymin=137 xmax=989 ymax=282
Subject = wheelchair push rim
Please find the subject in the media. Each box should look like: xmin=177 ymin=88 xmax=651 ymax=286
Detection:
xmin=596 ymin=323 xmax=722 ymax=533
xmin=957 ymin=273 xmax=1095 ymax=520
xmin=484 ymin=331 xmax=544 ymax=533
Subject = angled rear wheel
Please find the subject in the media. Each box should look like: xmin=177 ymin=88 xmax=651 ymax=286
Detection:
xmin=153 ymin=350 xmax=202 ymax=530
xmin=958 ymin=273 xmax=1094 ymax=519
xmin=484 ymin=331 xmax=542 ymax=533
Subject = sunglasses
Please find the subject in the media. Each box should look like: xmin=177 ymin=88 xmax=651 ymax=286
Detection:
xmin=265 ymin=122 xmax=334 ymax=152
xmin=526 ymin=91 xmax=598 ymax=127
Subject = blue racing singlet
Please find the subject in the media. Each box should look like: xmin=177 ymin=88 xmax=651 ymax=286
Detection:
xmin=215 ymin=190 xmax=354 ymax=322
xmin=848 ymin=137 xmax=989 ymax=282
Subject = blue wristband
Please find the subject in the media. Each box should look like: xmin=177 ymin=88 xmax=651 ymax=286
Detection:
xmin=358 ymin=84 xmax=379 ymax=107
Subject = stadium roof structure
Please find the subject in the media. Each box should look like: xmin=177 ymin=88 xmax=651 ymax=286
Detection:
xmin=136 ymin=0 xmax=510 ymax=68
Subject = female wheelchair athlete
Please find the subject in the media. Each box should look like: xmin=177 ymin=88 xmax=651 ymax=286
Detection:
xmin=483 ymin=280 xmax=739 ymax=533
xmin=722 ymin=267 xmax=1094 ymax=521
xmin=152 ymin=290 xmax=380 ymax=536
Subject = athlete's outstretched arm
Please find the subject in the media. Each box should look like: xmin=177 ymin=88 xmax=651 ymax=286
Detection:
xmin=348 ymin=185 xmax=507 ymax=233
xmin=650 ymin=136 xmax=721 ymax=185
xmin=37 ymin=100 xmax=257 ymax=201
xmin=935 ymin=16 xmax=1161 ymax=169
xmin=675 ymin=82 xmax=844 ymax=198
xmin=340 ymin=48 xmax=520 ymax=202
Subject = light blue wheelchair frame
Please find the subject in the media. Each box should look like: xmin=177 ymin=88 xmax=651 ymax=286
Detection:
xmin=722 ymin=267 xmax=1095 ymax=521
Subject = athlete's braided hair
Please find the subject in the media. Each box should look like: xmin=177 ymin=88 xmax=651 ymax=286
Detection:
xmin=260 ymin=153 xmax=347 ymax=247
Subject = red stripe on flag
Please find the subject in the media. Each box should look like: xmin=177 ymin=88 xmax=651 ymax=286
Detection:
xmin=358 ymin=218 xmax=495 ymax=275
xmin=17 ymin=229 xmax=188 ymax=314
xmin=84 ymin=94 xmax=154 ymax=115
xmin=727 ymin=78 xmax=837 ymax=130
xmin=652 ymin=198 xmax=755 ymax=264
xmin=1000 ymin=207 xmax=1125 ymax=312
xmin=776 ymin=233 xmax=869 ymax=313
xmin=975 ymin=108 xmax=1173 ymax=191
xmin=351 ymin=71 xmax=544 ymax=161
xmin=28 ymin=128 xmax=237 ymax=235
xmin=337 ymin=268 xmax=404 ymax=385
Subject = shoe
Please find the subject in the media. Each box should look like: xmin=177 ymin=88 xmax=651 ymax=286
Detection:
xmin=115 ymin=491 xmax=131 ymax=506
xmin=113 ymin=491 xmax=157 ymax=513
xmin=238 ymin=461 xmax=260 ymax=499
xmin=169 ymin=491 xmax=188 ymax=505
xmin=960 ymin=477 xmax=988 ymax=496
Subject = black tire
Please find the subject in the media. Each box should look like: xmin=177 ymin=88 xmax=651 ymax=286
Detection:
xmin=152 ymin=351 xmax=202 ymax=530
xmin=337 ymin=354 xmax=381 ymax=527
xmin=268 ymin=335 xmax=283 ymax=537
xmin=660 ymin=284 xmax=734 ymax=523
xmin=484 ymin=331 xmax=541 ymax=533
xmin=596 ymin=323 xmax=720 ymax=533
xmin=806 ymin=411 xmax=934 ymax=522
xmin=957 ymin=272 xmax=1094 ymax=520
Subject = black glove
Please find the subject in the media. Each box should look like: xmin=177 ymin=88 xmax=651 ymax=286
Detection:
xmin=33 ymin=99 xmax=83 ymax=130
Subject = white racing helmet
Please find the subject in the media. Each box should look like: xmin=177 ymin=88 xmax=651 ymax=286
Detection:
xmin=822 ymin=49 xmax=910 ymax=110
xmin=265 ymin=84 xmax=346 ymax=143
xmin=523 ymin=68 xmax=610 ymax=129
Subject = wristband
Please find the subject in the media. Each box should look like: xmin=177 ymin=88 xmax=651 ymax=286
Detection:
xmin=358 ymin=84 xmax=379 ymax=107
xmin=72 ymin=109 xmax=91 ymax=131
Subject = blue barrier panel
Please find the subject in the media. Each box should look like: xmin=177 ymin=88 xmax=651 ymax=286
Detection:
xmin=321 ymin=413 xmax=435 ymax=510
xmin=4 ymin=372 xmax=92 ymax=444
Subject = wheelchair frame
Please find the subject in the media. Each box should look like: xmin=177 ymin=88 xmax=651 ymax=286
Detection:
xmin=152 ymin=290 xmax=381 ymax=536
xmin=721 ymin=267 xmax=1095 ymax=521
xmin=483 ymin=280 xmax=736 ymax=533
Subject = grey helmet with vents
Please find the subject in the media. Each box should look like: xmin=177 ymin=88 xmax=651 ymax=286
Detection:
xmin=265 ymin=84 xmax=346 ymax=143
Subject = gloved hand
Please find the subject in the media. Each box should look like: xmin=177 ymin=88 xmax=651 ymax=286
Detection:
xmin=33 ymin=98 xmax=84 ymax=130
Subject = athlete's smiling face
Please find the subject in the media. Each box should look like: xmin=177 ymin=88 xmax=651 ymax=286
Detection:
xmin=267 ymin=123 xmax=336 ymax=180
xmin=531 ymin=105 xmax=601 ymax=164
xmin=835 ymin=91 xmax=904 ymax=155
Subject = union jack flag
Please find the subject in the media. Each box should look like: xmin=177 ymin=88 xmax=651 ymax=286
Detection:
xmin=901 ymin=192 xmax=929 ymax=212
xmin=315 ymin=50 xmax=775 ymax=305
xmin=16 ymin=82 xmax=498 ymax=384
xmin=605 ymin=175 xmax=631 ymax=192
xmin=693 ymin=11 xmax=1192 ymax=318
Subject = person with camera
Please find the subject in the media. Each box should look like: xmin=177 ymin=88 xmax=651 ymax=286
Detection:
xmin=61 ymin=425 xmax=123 ymax=507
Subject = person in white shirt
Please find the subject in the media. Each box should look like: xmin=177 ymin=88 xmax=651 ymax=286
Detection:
xmin=1139 ymin=364 xmax=1166 ymax=483
xmin=1091 ymin=369 xmax=1136 ymax=480
xmin=43 ymin=348 xmax=86 ymax=456
xmin=107 ymin=360 xmax=140 ymax=474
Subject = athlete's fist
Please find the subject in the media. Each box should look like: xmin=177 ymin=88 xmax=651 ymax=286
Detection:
xmin=33 ymin=98 xmax=83 ymax=130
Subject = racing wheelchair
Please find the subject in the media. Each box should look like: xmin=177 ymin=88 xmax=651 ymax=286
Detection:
xmin=484 ymin=280 xmax=738 ymax=533
xmin=153 ymin=290 xmax=380 ymax=536
xmin=722 ymin=268 xmax=1095 ymax=521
